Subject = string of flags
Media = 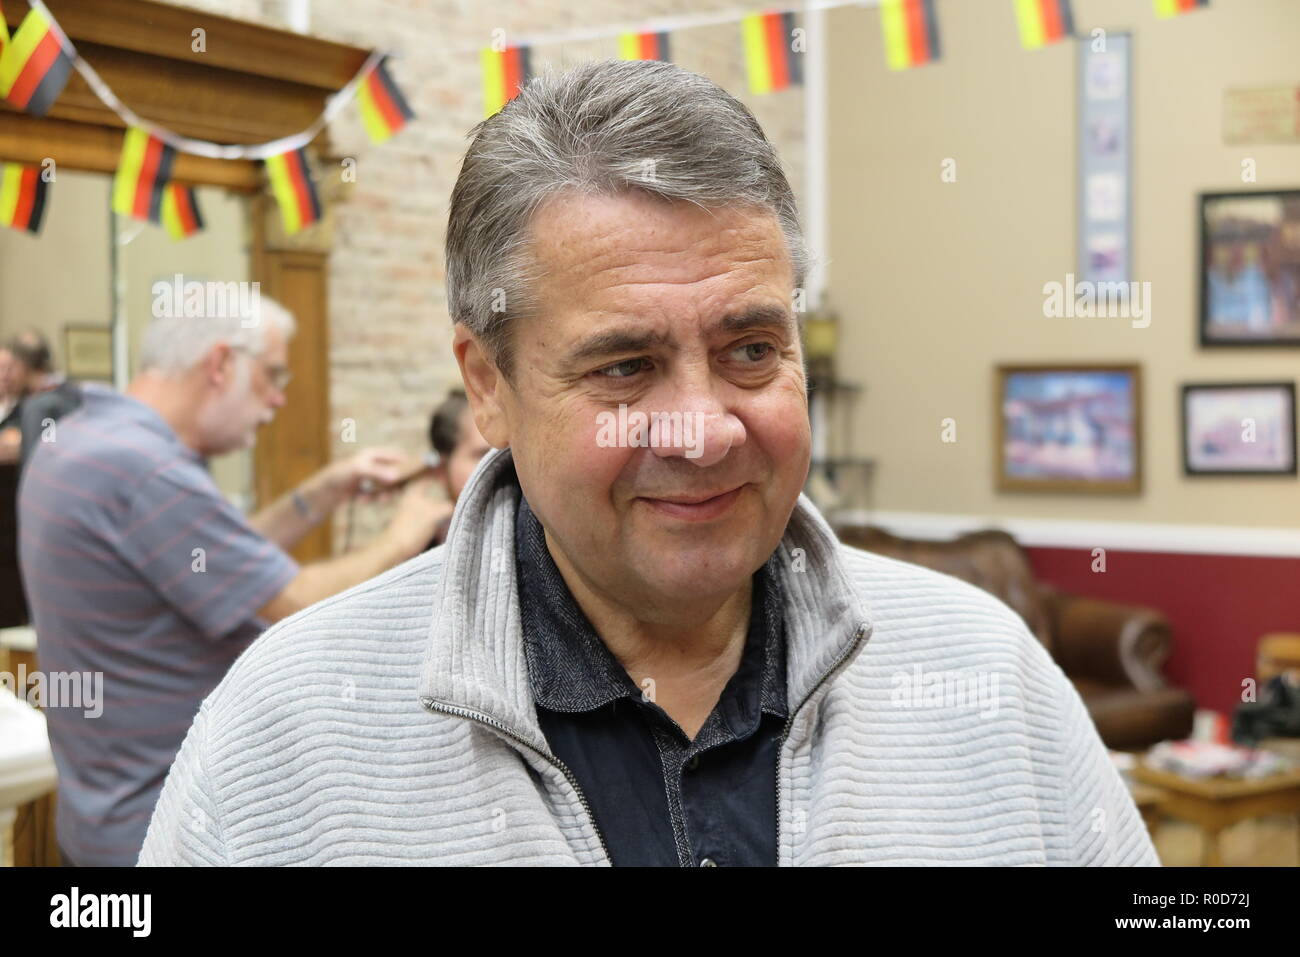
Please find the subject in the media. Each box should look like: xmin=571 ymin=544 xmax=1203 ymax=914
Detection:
xmin=0 ymin=0 xmax=413 ymax=240
xmin=1154 ymin=0 xmax=1209 ymax=18
xmin=0 ymin=0 xmax=1211 ymax=238
xmin=0 ymin=161 xmax=47 ymax=234
xmin=1015 ymin=0 xmax=1075 ymax=50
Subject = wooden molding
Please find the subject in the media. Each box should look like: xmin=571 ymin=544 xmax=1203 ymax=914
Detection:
xmin=8 ymin=0 xmax=369 ymax=91
xmin=0 ymin=113 xmax=261 ymax=188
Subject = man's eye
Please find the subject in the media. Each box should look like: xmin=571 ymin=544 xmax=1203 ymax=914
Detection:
xmin=595 ymin=358 xmax=650 ymax=379
xmin=729 ymin=342 xmax=774 ymax=363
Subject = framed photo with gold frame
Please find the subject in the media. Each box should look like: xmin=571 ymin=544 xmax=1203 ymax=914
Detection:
xmin=64 ymin=325 xmax=113 ymax=382
xmin=996 ymin=363 xmax=1141 ymax=494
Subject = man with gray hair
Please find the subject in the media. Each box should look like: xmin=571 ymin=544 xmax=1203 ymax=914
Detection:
xmin=142 ymin=60 xmax=1153 ymax=866
xmin=20 ymin=296 xmax=448 ymax=866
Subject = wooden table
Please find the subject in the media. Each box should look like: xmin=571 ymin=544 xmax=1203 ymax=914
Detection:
xmin=0 ymin=631 xmax=60 ymax=867
xmin=1133 ymin=762 xmax=1300 ymax=866
xmin=1128 ymin=781 xmax=1165 ymax=834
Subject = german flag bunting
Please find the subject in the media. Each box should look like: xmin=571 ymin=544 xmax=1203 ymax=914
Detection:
xmin=480 ymin=45 xmax=532 ymax=117
xmin=741 ymin=12 xmax=802 ymax=95
xmin=0 ymin=3 xmax=75 ymax=116
xmin=264 ymin=147 xmax=321 ymax=236
xmin=112 ymin=127 xmax=177 ymax=224
xmin=881 ymin=0 xmax=941 ymax=71
xmin=618 ymin=31 xmax=670 ymax=62
xmin=0 ymin=162 xmax=49 ymax=235
xmin=358 ymin=56 xmax=414 ymax=145
xmin=0 ymin=2 xmax=10 ymax=64
xmin=161 ymin=182 xmax=203 ymax=240
xmin=1015 ymin=0 xmax=1075 ymax=49
xmin=1154 ymin=0 xmax=1208 ymax=17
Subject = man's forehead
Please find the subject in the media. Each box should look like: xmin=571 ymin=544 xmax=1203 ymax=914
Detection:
xmin=530 ymin=190 xmax=788 ymax=282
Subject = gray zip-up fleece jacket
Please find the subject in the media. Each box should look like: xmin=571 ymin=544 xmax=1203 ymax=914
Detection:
xmin=139 ymin=449 xmax=1157 ymax=866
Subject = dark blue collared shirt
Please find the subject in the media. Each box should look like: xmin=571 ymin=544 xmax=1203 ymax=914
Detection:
xmin=515 ymin=494 xmax=788 ymax=867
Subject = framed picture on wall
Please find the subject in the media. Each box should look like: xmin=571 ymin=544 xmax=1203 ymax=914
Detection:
xmin=1182 ymin=382 xmax=1297 ymax=476
xmin=64 ymin=325 xmax=113 ymax=382
xmin=996 ymin=364 xmax=1141 ymax=494
xmin=1199 ymin=189 xmax=1300 ymax=346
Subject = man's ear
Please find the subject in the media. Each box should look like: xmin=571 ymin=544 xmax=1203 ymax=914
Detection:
xmin=453 ymin=324 xmax=511 ymax=450
xmin=204 ymin=343 xmax=236 ymax=390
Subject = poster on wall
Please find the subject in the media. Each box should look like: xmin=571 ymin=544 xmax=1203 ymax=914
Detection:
xmin=1077 ymin=33 xmax=1132 ymax=290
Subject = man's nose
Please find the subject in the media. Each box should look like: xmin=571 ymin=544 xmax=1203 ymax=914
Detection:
xmin=647 ymin=394 xmax=746 ymax=469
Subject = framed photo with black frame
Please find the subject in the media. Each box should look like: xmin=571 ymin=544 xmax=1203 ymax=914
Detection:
xmin=1181 ymin=381 xmax=1297 ymax=476
xmin=1198 ymin=189 xmax=1300 ymax=347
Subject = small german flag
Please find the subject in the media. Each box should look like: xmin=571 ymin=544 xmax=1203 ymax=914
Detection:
xmin=1015 ymin=0 xmax=1075 ymax=49
xmin=480 ymin=45 xmax=532 ymax=118
xmin=0 ymin=2 xmax=10 ymax=66
xmin=1154 ymin=0 xmax=1208 ymax=17
xmin=0 ymin=4 xmax=75 ymax=117
xmin=0 ymin=162 xmax=48 ymax=235
xmin=358 ymin=56 xmax=415 ymax=145
xmin=265 ymin=147 xmax=321 ymax=236
xmin=741 ymin=12 xmax=802 ymax=95
xmin=880 ymin=0 xmax=941 ymax=71
xmin=161 ymin=183 xmax=203 ymax=240
xmin=112 ymin=127 xmax=177 ymax=224
xmin=618 ymin=31 xmax=670 ymax=62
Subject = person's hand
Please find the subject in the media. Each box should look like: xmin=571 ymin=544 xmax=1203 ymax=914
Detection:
xmin=385 ymin=475 xmax=453 ymax=556
xmin=326 ymin=447 xmax=420 ymax=503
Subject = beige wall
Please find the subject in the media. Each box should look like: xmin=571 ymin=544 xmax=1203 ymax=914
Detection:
xmin=827 ymin=0 xmax=1300 ymax=529
xmin=0 ymin=171 xmax=110 ymax=368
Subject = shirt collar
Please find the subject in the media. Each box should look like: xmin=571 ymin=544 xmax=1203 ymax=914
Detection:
xmin=418 ymin=448 xmax=873 ymax=759
xmin=515 ymin=493 xmax=787 ymax=725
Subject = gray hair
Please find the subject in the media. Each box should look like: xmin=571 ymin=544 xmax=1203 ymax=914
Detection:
xmin=137 ymin=295 xmax=296 ymax=376
xmin=445 ymin=58 xmax=809 ymax=375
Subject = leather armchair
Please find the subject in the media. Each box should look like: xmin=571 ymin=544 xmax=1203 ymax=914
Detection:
xmin=835 ymin=525 xmax=1195 ymax=751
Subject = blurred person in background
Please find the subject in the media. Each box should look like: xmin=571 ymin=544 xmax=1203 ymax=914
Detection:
xmin=0 ymin=346 xmax=19 ymax=426
xmin=18 ymin=297 xmax=447 ymax=867
xmin=424 ymin=388 xmax=492 ymax=547
xmin=0 ymin=331 xmax=80 ymax=464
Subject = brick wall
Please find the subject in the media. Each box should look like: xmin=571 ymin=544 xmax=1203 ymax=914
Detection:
xmin=168 ymin=0 xmax=807 ymax=549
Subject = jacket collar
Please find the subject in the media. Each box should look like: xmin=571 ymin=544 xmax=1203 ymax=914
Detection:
xmin=417 ymin=447 xmax=873 ymax=756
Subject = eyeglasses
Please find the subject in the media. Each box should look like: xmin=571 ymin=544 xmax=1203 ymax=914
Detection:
xmin=230 ymin=345 xmax=292 ymax=393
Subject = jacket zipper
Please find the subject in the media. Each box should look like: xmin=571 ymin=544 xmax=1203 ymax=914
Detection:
xmin=420 ymin=696 xmax=612 ymax=864
xmin=773 ymin=622 xmax=870 ymax=866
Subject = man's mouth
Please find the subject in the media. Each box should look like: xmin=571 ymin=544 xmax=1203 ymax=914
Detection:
xmin=637 ymin=485 xmax=746 ymax=522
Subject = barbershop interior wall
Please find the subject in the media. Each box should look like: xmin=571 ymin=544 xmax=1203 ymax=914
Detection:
xmin=826 ymin=0 xmax=1300 ymax=532
xmin=0 ymin=172 xmax=108 ymax=368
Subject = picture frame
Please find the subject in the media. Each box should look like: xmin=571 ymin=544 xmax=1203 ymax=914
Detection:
xmin=996 ymin=364 xmax=1142 ymax=494
xmin=63 ymin=325 xmax=114 ymax=382
xmin=1199 ymin=189 xmax=1300 ymax=347
xmin=1181 ymin=382 xmax=1297 ymax=477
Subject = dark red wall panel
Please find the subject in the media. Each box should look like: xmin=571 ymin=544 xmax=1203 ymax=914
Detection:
xmin=1025 ymin=546 xmax=1300 ymax=717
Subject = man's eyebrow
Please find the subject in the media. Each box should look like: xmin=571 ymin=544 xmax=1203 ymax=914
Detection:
xmin=567 ymin=328 xmax=671 ymax=364
xmin=714 ymin=305 xmax=796 ymax=336
xmin=565 ymin=305 xmax=794 ymax=364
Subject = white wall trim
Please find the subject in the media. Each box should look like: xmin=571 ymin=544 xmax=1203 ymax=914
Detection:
xmin=832 ymin=509 xmax=1300 ymax=558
